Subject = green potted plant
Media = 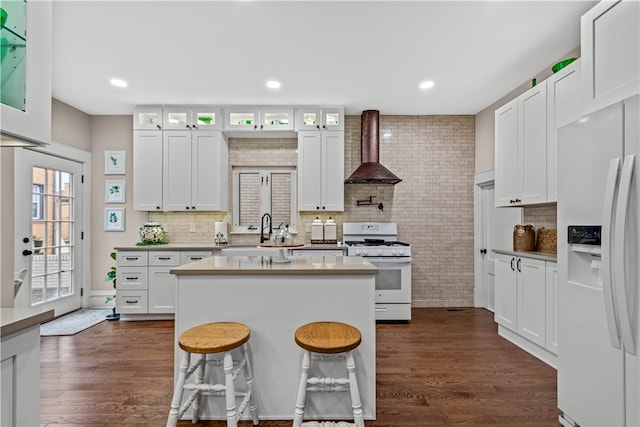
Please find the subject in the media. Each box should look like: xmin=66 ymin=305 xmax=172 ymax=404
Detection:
xmin=104 ymin=251 xmax=120 ymax=320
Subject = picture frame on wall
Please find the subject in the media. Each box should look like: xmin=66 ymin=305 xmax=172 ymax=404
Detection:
xmin=105 ymin=180 xmax=125 ymax=203
xmin=104 ymin=150 xmax=125 ymax=174
xmin=104 ymin=208 xmax=125 ymax=231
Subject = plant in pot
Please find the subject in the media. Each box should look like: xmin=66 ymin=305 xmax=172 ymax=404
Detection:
xmin=104 ymin=251 xmax=120 ymax=320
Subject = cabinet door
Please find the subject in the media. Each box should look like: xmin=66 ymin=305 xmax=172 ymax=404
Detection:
xmin=133 ymin=131 xmax=163 ymax=211
xmin=117 ymin=266 xmax=148 ymax=290
xmin=321 ymin=107 xmax=344 ymax=131
xmin=298 ymin=132 xmax=323 ymax=211
xmin=494 ymin=253 xmax=517 ymax=331
xmin=225 ymin=107 xmax=258 ymax=131
xmin=545 ymin=261 xmax=558 ymax=354
xmin=191 ymin=106 xmax=222 ymax=130
xmin=162 ymin=105 xmax=191 ymax=130
xmin=260 ymin=107 xmax=295 ymax=131
xmin=322 ymin=131 xmax=344 ymax=211
xmin=516 ymin=257 xmax=546 ymax=347
xmin=582 ymin=0 xmax=639 ymax=115
xmin=546 ymin=60 xmax=581 ymax=203
xmin=191 ymin=131 xmax=228 ymax=211
xmin=295 ymin=107 xmax=323 ymax=131
xmin=518 ymin=82 xmax=547 ymax=205
xmin=494 ymin=99 xmax=519 ymax=206
xmin=163 ymin=131 xmax=192 ymax=211
xmin=133 ymin=106 xmax=163 ymax=130
xmin=148 ymin=267 xmax=176 ymax=313
xmin=116 ymin=290 xmax=148 ymax=313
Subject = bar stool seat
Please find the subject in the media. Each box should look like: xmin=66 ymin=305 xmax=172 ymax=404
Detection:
xmin=293 ymin=322 xmax=364 ymax=427
xmin=166 ymin=322 xmax=259 ymax=427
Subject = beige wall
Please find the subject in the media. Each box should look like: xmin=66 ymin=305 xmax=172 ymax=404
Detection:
xmin=52 ymin=99 xmax=92 ymax=151
xmin=475 ymin=47 xmax=581 ymax=173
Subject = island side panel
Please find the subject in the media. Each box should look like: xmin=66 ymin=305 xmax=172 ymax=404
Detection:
xmin=175 ymin=273 xmax=376 ymax=421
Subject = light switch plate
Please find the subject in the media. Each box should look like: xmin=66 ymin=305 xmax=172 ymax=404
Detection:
xmin=189 ymin=223 xmax=196 ymax=233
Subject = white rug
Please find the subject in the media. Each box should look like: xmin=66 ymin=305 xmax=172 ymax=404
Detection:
xmin=40 ymin=308 xmax=113 ymax=336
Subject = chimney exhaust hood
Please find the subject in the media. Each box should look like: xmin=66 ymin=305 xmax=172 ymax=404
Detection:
xmin=344 ymin=110 xmax=402 ymax=185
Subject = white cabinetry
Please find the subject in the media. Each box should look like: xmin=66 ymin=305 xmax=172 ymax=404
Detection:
xmin=546 ymin=59 xmax=581 ymax=202
xmin=133 ymin=105 xmax=164 ymax=130
xmin=163 ymin=130 xmax=228 ymax=211
xmin=133 ymin=131 xmax=163 ymax=211
xmin=295 ymin=107 xmax=344 ymax=131
xmin=116 ymin=250 xmax=213 ymax=319
xmin=162 ymin=105 xmax=223 ymax=130
xmin=581 ymin=0 xmax=639 ymax=115
xmin=297 ymin=131 xmax=344 ymax=211
xmin=224 ymin=106 xmax=294 ymax=132
xmin=495 ymin=82 xmax=548 ymax=207
xmin=291 ymin=248 xmax=345 ymax=256
xmin=494 ymin=252 xmax=558 ymax=365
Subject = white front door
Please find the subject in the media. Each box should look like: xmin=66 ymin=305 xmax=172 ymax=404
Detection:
xmin=14 ymin=149 xmax=84 ymax=316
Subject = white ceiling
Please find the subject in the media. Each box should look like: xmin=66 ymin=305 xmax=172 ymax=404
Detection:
xmin=51 ymin=1 xmax=598 ymax=116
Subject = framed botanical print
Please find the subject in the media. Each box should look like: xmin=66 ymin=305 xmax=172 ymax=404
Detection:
xmin=104 ymin=208 xmax=125 ymax=231
xmin=105 ymin=179 xmax=125 ymax=203
xmin=105 ymin=150 xmax=126 ymax=174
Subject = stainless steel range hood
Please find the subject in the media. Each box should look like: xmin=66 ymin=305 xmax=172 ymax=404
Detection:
xmin=344 ymin=110 xmax=401 ymax=185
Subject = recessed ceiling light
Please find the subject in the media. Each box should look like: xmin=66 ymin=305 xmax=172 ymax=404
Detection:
xmin=419 ymin=81 xmax=434 ymax=89
xmin=266 ymin=80 xmax=281 ymax=89
xmin=110 ymin=78 xmax=127 ymax=88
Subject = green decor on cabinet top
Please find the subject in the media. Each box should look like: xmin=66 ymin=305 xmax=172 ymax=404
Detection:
xmin=552 ymin=58 xmax=577 ymax=73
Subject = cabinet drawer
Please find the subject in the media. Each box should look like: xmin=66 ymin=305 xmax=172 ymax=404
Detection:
xmin=117 ymin=251 xmax=148 ymax=266
xmin=116 ymin=290 xmax=148 ymax=313
xmin=149 ymin=251 xmax=181 ymax=266
xmin=117 ymin=267 xmax=148 ymax=290
xmin=180 ymin=251 xmax=212 ymax=264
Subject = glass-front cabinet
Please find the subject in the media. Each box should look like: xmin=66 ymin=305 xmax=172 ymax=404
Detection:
xmin=134 ymin=105 xmax=163 ymax=130
xmin=295 ymin=107 xmax=344 ymax=131
xmin=224 ymin=106 xmax=294 ymax=131
xmin=163 ymin=105 xmax=222 ymax=130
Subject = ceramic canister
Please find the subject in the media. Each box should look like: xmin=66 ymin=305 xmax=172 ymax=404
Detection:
xmin=139 ymin=221 xmax=165 ymax=244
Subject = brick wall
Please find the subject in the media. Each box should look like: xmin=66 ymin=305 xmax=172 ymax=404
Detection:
xmin=151 ymin=115 xmax=476 ymax=307
xmin=523 ymin=205 xmax=557 ymax=231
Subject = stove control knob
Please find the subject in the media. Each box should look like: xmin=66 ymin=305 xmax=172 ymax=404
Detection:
xmin=362 ymin=249 xmax=369 ymax=256
xmin=355 ymin=249 xmax=362 ymax=256
xmin=391 ymin=249 xmax=398 ymax=256
xmin=377 ymin=249 xmax=383 ymax=256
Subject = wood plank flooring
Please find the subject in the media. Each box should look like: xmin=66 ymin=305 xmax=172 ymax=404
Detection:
xmin=40 ymin=308 xmax=559 ymax=426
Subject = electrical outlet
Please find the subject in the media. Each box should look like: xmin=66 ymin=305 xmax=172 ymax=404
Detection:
xmin=189 ymin=223 xmax=196 ymax=233
xmin=305 ymin=223 xmax=312 ymax=233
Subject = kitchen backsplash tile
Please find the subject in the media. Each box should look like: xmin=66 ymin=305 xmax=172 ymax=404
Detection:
xmin=523 ymin=205 xmax=558 ymax=230
xmin=152 ymin=114 xmax=476 ymax=307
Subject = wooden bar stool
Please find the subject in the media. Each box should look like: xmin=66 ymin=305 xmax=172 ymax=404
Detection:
xmin=293 ymin=321 xmax=364 ymax=427
xmin=166 ymin=322 xmax=259 ymax=427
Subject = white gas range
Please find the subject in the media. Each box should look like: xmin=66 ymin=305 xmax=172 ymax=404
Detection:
xmin=343 ymin=222 xmax=411 ymax=321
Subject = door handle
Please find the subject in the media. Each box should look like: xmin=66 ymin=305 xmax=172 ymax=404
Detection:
xmin=516 ymin=258 xmax=521 ymax=272
xmin=510 ymin=257 xmax=515 ymax=271
xmin=22 ymin=249 xmax=33 ymax=256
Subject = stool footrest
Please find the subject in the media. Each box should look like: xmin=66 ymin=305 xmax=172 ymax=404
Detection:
xmin=301 ymin=422 xmax=356 ymax=427
xmin=307 ymin=376 xmax=350 ymax=392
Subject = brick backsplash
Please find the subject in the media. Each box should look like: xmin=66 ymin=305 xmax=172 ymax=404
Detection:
xmin=152 ymin=115 xmax=476 ymax=307
xmin=523 ymin=205 xmax=558 ymax=231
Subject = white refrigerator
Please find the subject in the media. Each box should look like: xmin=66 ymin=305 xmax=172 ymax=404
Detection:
xmin=557 ymin=94 xmax=639 ymax=426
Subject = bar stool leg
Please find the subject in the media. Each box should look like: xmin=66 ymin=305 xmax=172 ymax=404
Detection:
xmin=240 ymin=343 xmax=260 ymax=425
xmin=224 ymin=351 xmax=238 ymax=427
xmin=192 ymin=354 xmax=207 ymax=423
xmin=346 ymin=351 xmax=364 ymax=427
xmin=293 ymin=350 xmax=311 ymax=427
xmin=166 ymin=350 xmax=191 ymax=427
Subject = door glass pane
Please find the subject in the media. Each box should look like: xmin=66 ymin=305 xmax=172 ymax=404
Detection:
xmin=31 ymin=164 xmax=75 ymax=306
xmin=325 ymin=113 xmax=340 ymax=126
xmin=238 ymin=173 xmax=261 ymax=227
xmin=263 ymin=112 xmax=290 ymax=127
xmin=271 ymin=173 xmax=291 ymax=228
xmin=229 ymin=112 xmax=254 ymax=126
xmin=375 ymin=269 xmax=401 ymax=291
xmin=302 ymin=113 xmax=317 ymax=126
xmin=196 ymin=112 xmax=216 ymax=126
xmin=167 ymin=112 xmax=188 ymax=126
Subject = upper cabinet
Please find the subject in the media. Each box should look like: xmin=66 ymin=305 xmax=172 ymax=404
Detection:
xmin=133 ymin=106 xmax=163 ymax=130
xmin=495 ymin=82 xmax=547 ymax=207
xmin=297 ymin=131 xmax=344 ymax=212
xmin=295 ymin=107 xmax=344 ymax=132
xmin=0 ymin=1 xmax=51 ymax=145
xmin=224 ymin=106 xmax=294 ymax=132
xmin=163 ymin=105 xmax=223 ymax=131
xmin=581 ymin=0 xmax=639 ymax=115
xmin=546 ymin=59 xmax=581 ymax=202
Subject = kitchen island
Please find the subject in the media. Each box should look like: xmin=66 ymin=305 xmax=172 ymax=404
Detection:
xmin=170 ymin=255 xmax=377 ymax=421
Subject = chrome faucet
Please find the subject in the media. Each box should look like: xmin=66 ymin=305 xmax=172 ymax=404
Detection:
xmin=260 ymin=213 xmax=272 ymax=243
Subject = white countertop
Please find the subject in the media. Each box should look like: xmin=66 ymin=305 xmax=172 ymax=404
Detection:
xmin=114 ymin=243 xmax=344 ymax=251
xmin=493 ymin=249 xmax=557 ymax=262
xmin=170 ymin=255 xmax=377 ymax=275
xmin=1 ymin=307 xmax=55 ymax=337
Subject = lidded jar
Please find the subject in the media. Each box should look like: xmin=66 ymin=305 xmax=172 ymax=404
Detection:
xmin=513 ymin=224 xmax=535 ymax=251
xmin=139 ymin=221 xmax=165 ymax=244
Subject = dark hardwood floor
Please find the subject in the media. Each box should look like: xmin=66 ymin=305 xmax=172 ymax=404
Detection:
xmin=40 ymin=308 xmax=559 ymax=426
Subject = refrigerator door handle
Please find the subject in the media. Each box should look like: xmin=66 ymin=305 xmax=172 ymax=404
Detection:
xmin=602 ymin=157 xmax=622 ymax=349
xmin=614 ymin=154 xmax=636 ymax=355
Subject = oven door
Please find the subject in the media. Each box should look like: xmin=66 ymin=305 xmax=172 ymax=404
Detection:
xmin=365 ymin=257 xmax=412 ymax=303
